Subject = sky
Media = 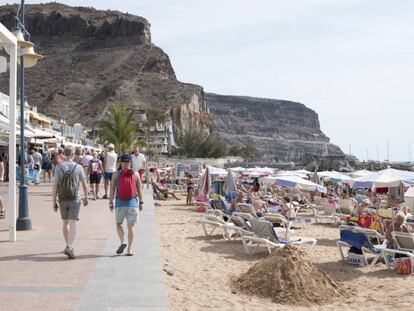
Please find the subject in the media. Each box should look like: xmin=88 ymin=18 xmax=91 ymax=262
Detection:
xmin=6 ymin=0 xmax=414 ymax=162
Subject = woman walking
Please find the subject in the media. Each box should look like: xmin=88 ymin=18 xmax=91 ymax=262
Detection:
xmin=42 ymin=146 xmax=53 ymax=183
xmin=88 ymin=152 xmax=104 ymax=200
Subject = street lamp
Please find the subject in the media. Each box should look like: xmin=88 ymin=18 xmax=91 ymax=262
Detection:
xmin=12 ymin=1 xmax=43 ymax=230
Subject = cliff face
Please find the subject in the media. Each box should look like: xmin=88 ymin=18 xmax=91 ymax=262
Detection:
xmin=0 ymin=3 xmax=210 ymax=133
xmin=206 ymin=93 xmax=343 ymax=161
xmin=0 ymin=3 xmax=342 ymax=162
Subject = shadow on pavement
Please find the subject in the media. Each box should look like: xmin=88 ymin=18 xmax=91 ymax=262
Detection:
xmin=0 ymin=252 xmax=116 ymax=262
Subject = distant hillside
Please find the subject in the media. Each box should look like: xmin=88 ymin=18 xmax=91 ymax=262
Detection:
xmin=206 ymin=93 xmax=343 ymax=161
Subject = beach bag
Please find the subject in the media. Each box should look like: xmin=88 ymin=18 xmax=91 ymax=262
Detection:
xmin=58 ymin=164 xmax=78 ymax=201
xmin=347 ymin=252 xmax=365 ymax=267
xmin=196 ymin=194 xmax=206 ymax=203
xmin=117 ymin=169 xmax=136 ymax=201
xmin=395 ymin=257 xmax=414 ymax=275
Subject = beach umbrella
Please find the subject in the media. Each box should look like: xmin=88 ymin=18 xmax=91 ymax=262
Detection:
xmin=200 ymin=166 xmax=212 ymax=195
xmin=276 ymin=171 xmax=309 ymax=178
xmin=405 ymin=187 xmax=414 ymax=209
xmin=230 ymin=166 xmax=246 ymax=173
xmin=275 ymin=175 xmax=327 ymax=193
xmin=223 ymin=169 xmax=237 ymax=193
xmin=202 ymin=166 xmax=227 ymax=178
xmin=350 ymin=169 xmax=372 ymax=178
xmin=318 ymin=171 xmax=353 ymax=184
xmin=247 ymin=167 xmax=274 ymax=175
xmin=353 ymin=168 xmax=414 ymax=188
xmin=262 ymin=176 xmax=278 ymax=187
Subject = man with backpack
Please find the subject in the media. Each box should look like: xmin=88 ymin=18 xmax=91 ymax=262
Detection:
xmin=108 ymin=153 xmax=144 ymax=256
xmin=52 ymin=146 xmax=89 ymax=259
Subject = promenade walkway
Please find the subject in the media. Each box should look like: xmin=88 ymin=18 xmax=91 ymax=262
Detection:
xmin=0 ymin=183 xmax=169 ymax=311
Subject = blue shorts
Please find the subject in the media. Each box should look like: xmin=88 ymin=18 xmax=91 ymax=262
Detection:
xmin=104 ymin=172 xmax=113 ymax=181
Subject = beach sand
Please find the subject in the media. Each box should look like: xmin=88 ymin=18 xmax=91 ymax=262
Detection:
xmin=155 ymin=197 xmax=414 ymax=311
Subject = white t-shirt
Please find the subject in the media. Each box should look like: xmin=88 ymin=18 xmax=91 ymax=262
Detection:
xmin=132 ymin=153 xmax=146 ymax=172
xmin=104 ymin=151 xmax=118 ymax=173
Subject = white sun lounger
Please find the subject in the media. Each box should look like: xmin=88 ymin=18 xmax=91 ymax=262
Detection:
xmin=241 ymin=218 xmax=317 ymax=255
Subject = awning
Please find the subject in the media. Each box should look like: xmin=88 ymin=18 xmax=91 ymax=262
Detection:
xmin=29 ymin=111 xmax=52 ymax=124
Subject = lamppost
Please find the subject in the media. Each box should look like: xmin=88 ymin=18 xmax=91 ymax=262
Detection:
xmin=13 ymin=0 xmax=43 ymax=230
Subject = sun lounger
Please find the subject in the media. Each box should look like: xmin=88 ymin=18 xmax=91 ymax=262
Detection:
xmin=337 ymin=229 xmax=386 ymax=266
xmin=392 ymin=231 xmax=414 ymax=253
xmin=241 ymin=218 xmax=317 ymax=255
xmin=220 ymin=215 xmax=255 ymax=241
xmin=313 ymin=202 xmax=339 ymax=225
xmin=238 ymin=203 xmax=258 ymax=218
xmin=333 ymin=201 xmax=354 ymax=223
xmin=201 ymin=211 xmax=231 ymax=240
xmin=210 ymin=199 xmax=233 ymax=216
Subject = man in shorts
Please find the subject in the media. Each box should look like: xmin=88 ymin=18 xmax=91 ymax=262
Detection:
xmin=103 ymin=143 xmax=118 ymax=199
xmin=131 ymin=146 xmax=146 ymax=181
xmin=52 ymin=146 xmax=89 ymax=259
xmin=109 ymin=153 xmax=143 ymax=256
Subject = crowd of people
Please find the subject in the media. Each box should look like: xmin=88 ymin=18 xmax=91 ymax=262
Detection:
xmin=0 ymin=143 xmax=148 ymax=259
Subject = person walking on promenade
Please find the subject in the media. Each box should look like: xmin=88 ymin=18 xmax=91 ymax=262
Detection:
xmin=52 ymin=146 xmax=89 ymax=259
xmin=32 ymin=147 xmax=42 ymax=185
xmin=109 ymin=153 xmax=144 ymax=256
xmin=131 ymin=146 xmax=146 ymax=181
xmin=73 ymin=147 xmax=83 ymax=164
xmin=0 ymin=155 xmax=5 ymax=219
xmin=88 ymin=152 xmax=103 ymax=200
xmin=42 ymin=146 xmax=53 ymax=183
xmin=103 ymin=143 xmax=118 ymax=199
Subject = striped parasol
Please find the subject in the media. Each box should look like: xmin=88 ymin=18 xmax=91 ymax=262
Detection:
xmin=200 ymin=166 xmax=212 ymax=195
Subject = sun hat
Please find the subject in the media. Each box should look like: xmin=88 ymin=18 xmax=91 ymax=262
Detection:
xmin=120 ymin=153 xmax=132 ymax=162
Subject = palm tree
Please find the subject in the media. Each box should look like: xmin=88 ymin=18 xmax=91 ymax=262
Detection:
xmin=136 ymin=139 xmax=150 ymax=150
xmin=97 ymin=105 xmax=142 ymax=153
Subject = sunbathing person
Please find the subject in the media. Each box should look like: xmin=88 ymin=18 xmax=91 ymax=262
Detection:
xmin=152 ymin=182 xmax=180 ymax=200
xmin=353 ymin=200 xmax=370 ymax=216
xmin=230 ymin=192 xmax=243 ymax=213
xmin=384 ymin=213 xmax=411 ymax=248
xmin=281 ymin=197 xmax=296 ymax=220
xmin=247 ymin=184 xmax=268 ymax=215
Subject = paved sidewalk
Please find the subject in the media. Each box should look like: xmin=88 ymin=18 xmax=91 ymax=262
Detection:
xmin=0 ymin=183 xmax=169 ymax=311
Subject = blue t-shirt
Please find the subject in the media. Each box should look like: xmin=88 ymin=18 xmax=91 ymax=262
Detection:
xmin=116 ymin=197 xmax=138 ymax=208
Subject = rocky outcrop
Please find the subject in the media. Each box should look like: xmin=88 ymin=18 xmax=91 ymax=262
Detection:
xmin=206 ymin=93 xmax=343 ymax=162
xmin=0 ymin=3 xmax=210 ymax=134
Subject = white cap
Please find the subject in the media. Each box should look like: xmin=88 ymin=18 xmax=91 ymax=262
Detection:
xmin=107 ymin=143 xmax=115 ymax=149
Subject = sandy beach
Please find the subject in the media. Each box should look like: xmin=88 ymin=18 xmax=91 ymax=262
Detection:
xmin=155 ymin=196 xmax=414 ymax=311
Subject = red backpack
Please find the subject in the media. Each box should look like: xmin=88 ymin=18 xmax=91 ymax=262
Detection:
xmin=117 ymin=169 xmax=137 ymax=201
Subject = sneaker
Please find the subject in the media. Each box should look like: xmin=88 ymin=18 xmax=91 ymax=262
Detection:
xmin=63 ymin=245 xmax=71 ymax=256
xmin=102 ymin=194 xmax=108 ymax=199
xmin=66 ymin=247 xmax=76 ymax=259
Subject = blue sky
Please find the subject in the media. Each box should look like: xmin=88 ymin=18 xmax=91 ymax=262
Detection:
xmin=9 ymin=0 xmax=414 ymax=161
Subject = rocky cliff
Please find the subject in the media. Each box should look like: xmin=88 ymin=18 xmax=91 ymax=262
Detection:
xmin=0 ymin=3 xmax=343 ymax=162
xmin=0 ymin=3 xmax=210 ymax=135
xmin=206 ymin=93 xmax=343 ymax=161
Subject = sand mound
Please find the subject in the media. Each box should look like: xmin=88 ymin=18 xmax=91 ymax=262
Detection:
xmin=234 ymin=246 xmax=344 ymax=306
